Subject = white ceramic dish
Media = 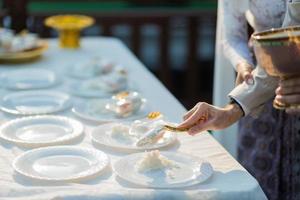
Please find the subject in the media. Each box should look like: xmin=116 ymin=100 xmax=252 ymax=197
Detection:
xmin=0 ymin=91 xmax=72 ymax=115
xmin=67 ymin=59 xmax=115 ymax=79
xmin=0 ymin=116 xmax=83 ymax=147
xmin=13 ymin=146 xmax=109 ymax=182
xmin=68 ymin=74 xmax=128 ymax=98
xmin=113 ymin=152 xmax=213 ymax=188
xmin=72 ymin=99 xmax=149 ymax=122
xmin=0 ymin=69 xmax=59 ymax=90
xmin=69 ymin=82 xmax=116 ymax=98
xmin=91 ymin=123 xmax=177 ymax=151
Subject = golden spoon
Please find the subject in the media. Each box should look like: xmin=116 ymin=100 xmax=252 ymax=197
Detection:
xmin=147 ymin=111 xmax=207 ymax=132
xmin=135 ymin=111 xmax=207 ymax=146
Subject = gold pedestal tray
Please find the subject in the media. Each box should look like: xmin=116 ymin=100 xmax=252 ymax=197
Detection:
xmin=45 ymin=15 xmax=94 ymax=48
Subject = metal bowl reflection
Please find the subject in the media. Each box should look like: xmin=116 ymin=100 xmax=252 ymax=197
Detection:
xmin=252 ymin=26 xmax=300 ymax=109
xmin=252 ymin=26 xmax=300 ymax=77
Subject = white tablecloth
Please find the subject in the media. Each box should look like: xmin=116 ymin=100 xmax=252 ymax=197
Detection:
xmin=0 ymin=38 xmax=266 ymax=200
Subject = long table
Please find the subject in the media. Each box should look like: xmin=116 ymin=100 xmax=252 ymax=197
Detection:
xmin=0 ymin=38 xmax=266 ymax=200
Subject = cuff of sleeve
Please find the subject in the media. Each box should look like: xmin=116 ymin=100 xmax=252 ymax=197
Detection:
xmin=228 ymin=84 xmax=254 ymax=116
xmin=229 ymin=97 xmax=245 ymax=116
xmin=229 ymin=95 xmax=250 ymax=116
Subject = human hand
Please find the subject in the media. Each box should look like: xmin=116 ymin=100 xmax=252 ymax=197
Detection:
xmin=275 ymin=76 xmax=300 ymax=114
xmin=236 ymin=62 xmax=254 ymax=86
xmin=177 ymin=102 xmax=244 ymax=135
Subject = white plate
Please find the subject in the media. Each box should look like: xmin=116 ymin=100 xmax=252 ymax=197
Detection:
xmin=68 ymin=76 xmax=129 ymax=98
xmin=91 ymin=123 xmax=177 ymax=151
xmin=0 ymin=91 xmax=72 ymax=115
xmin=114 ymin=152 xmax=213 ymax=188
xmin=0 ymin=69 xmax=59 ymax=90
xmin=72 ymin=99 xmax=149 ymax=122
xmin=67 ymin=59 xmax=115 ymax=79
xmin=69 ymin=83 xmax=115 ymax=98
xmin=13 ymin=146 xmax=109 ymax=182
xmin=0 ymin=116 xmax=83 ymax=147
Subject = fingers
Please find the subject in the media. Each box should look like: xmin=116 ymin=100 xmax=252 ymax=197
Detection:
xmin=235 ymin=71 xmax=254 ymax=86
xmin=236 ymin=62 xmax=254 ymax=85
xmin=286 ymin=107 xmax=300 ymax=115
xmin=275 ymin=86 xmax=281 ymax=95
xmin=244 ymin=72 xmax=254 ymax=85
xmin=276 ymin=77 xmax=300 ymax=107
xmin=178 ymin=103 xmax=208 ymax=129
xmin=180 ymin=102 xmax=243 ymax=136
xmin=275 ymin=94 xmax=300 ymax=105
xmin=188 ymin=120 xmax=212 ymax=135
xmin=277 ymin=76 xmax=300 ymax=95
xmin=280 ymin=76 xmax=300 ymax=88
xmin=183 ymin=104 xmax=198 ymax=120
xmin=235 ymin=73 xmax=243 ymax=86
xmin=235 ymin=69 xmax=254 ymax=86
xmin=276 ymin=85 xmax=300 ymax=95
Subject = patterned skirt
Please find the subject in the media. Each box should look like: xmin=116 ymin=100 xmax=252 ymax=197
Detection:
xmin=238 ymin=100 xmax=300 ymax=200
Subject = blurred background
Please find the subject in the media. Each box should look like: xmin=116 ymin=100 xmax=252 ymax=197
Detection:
xmin=0 ymin=0 xmax=217 ymax=110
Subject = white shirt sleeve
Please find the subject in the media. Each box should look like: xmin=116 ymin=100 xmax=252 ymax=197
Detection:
xmin=228 ymin=66 xmax=278 ymax=116
xmin=221 ymin=0 xmax=255 ymax=69
xmin=282 ymin=1 xmax=300 ymax=26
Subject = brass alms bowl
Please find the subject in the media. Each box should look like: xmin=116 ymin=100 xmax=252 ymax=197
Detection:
xmin=252 ymin=26 xmax=300 ymax=109
xmin=45 ymin=15 xmax=94 ymax=48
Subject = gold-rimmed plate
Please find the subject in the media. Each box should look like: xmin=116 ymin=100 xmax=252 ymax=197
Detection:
xmin=0 ymin=40 xmax=48 ymax=63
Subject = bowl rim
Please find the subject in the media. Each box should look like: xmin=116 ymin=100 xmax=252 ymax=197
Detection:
xmin=252 ymin=25 xmax=300 ymax=42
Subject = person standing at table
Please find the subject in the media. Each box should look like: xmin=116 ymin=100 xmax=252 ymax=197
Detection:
xmin=178 ymin=0 xmax=300 ymax=199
